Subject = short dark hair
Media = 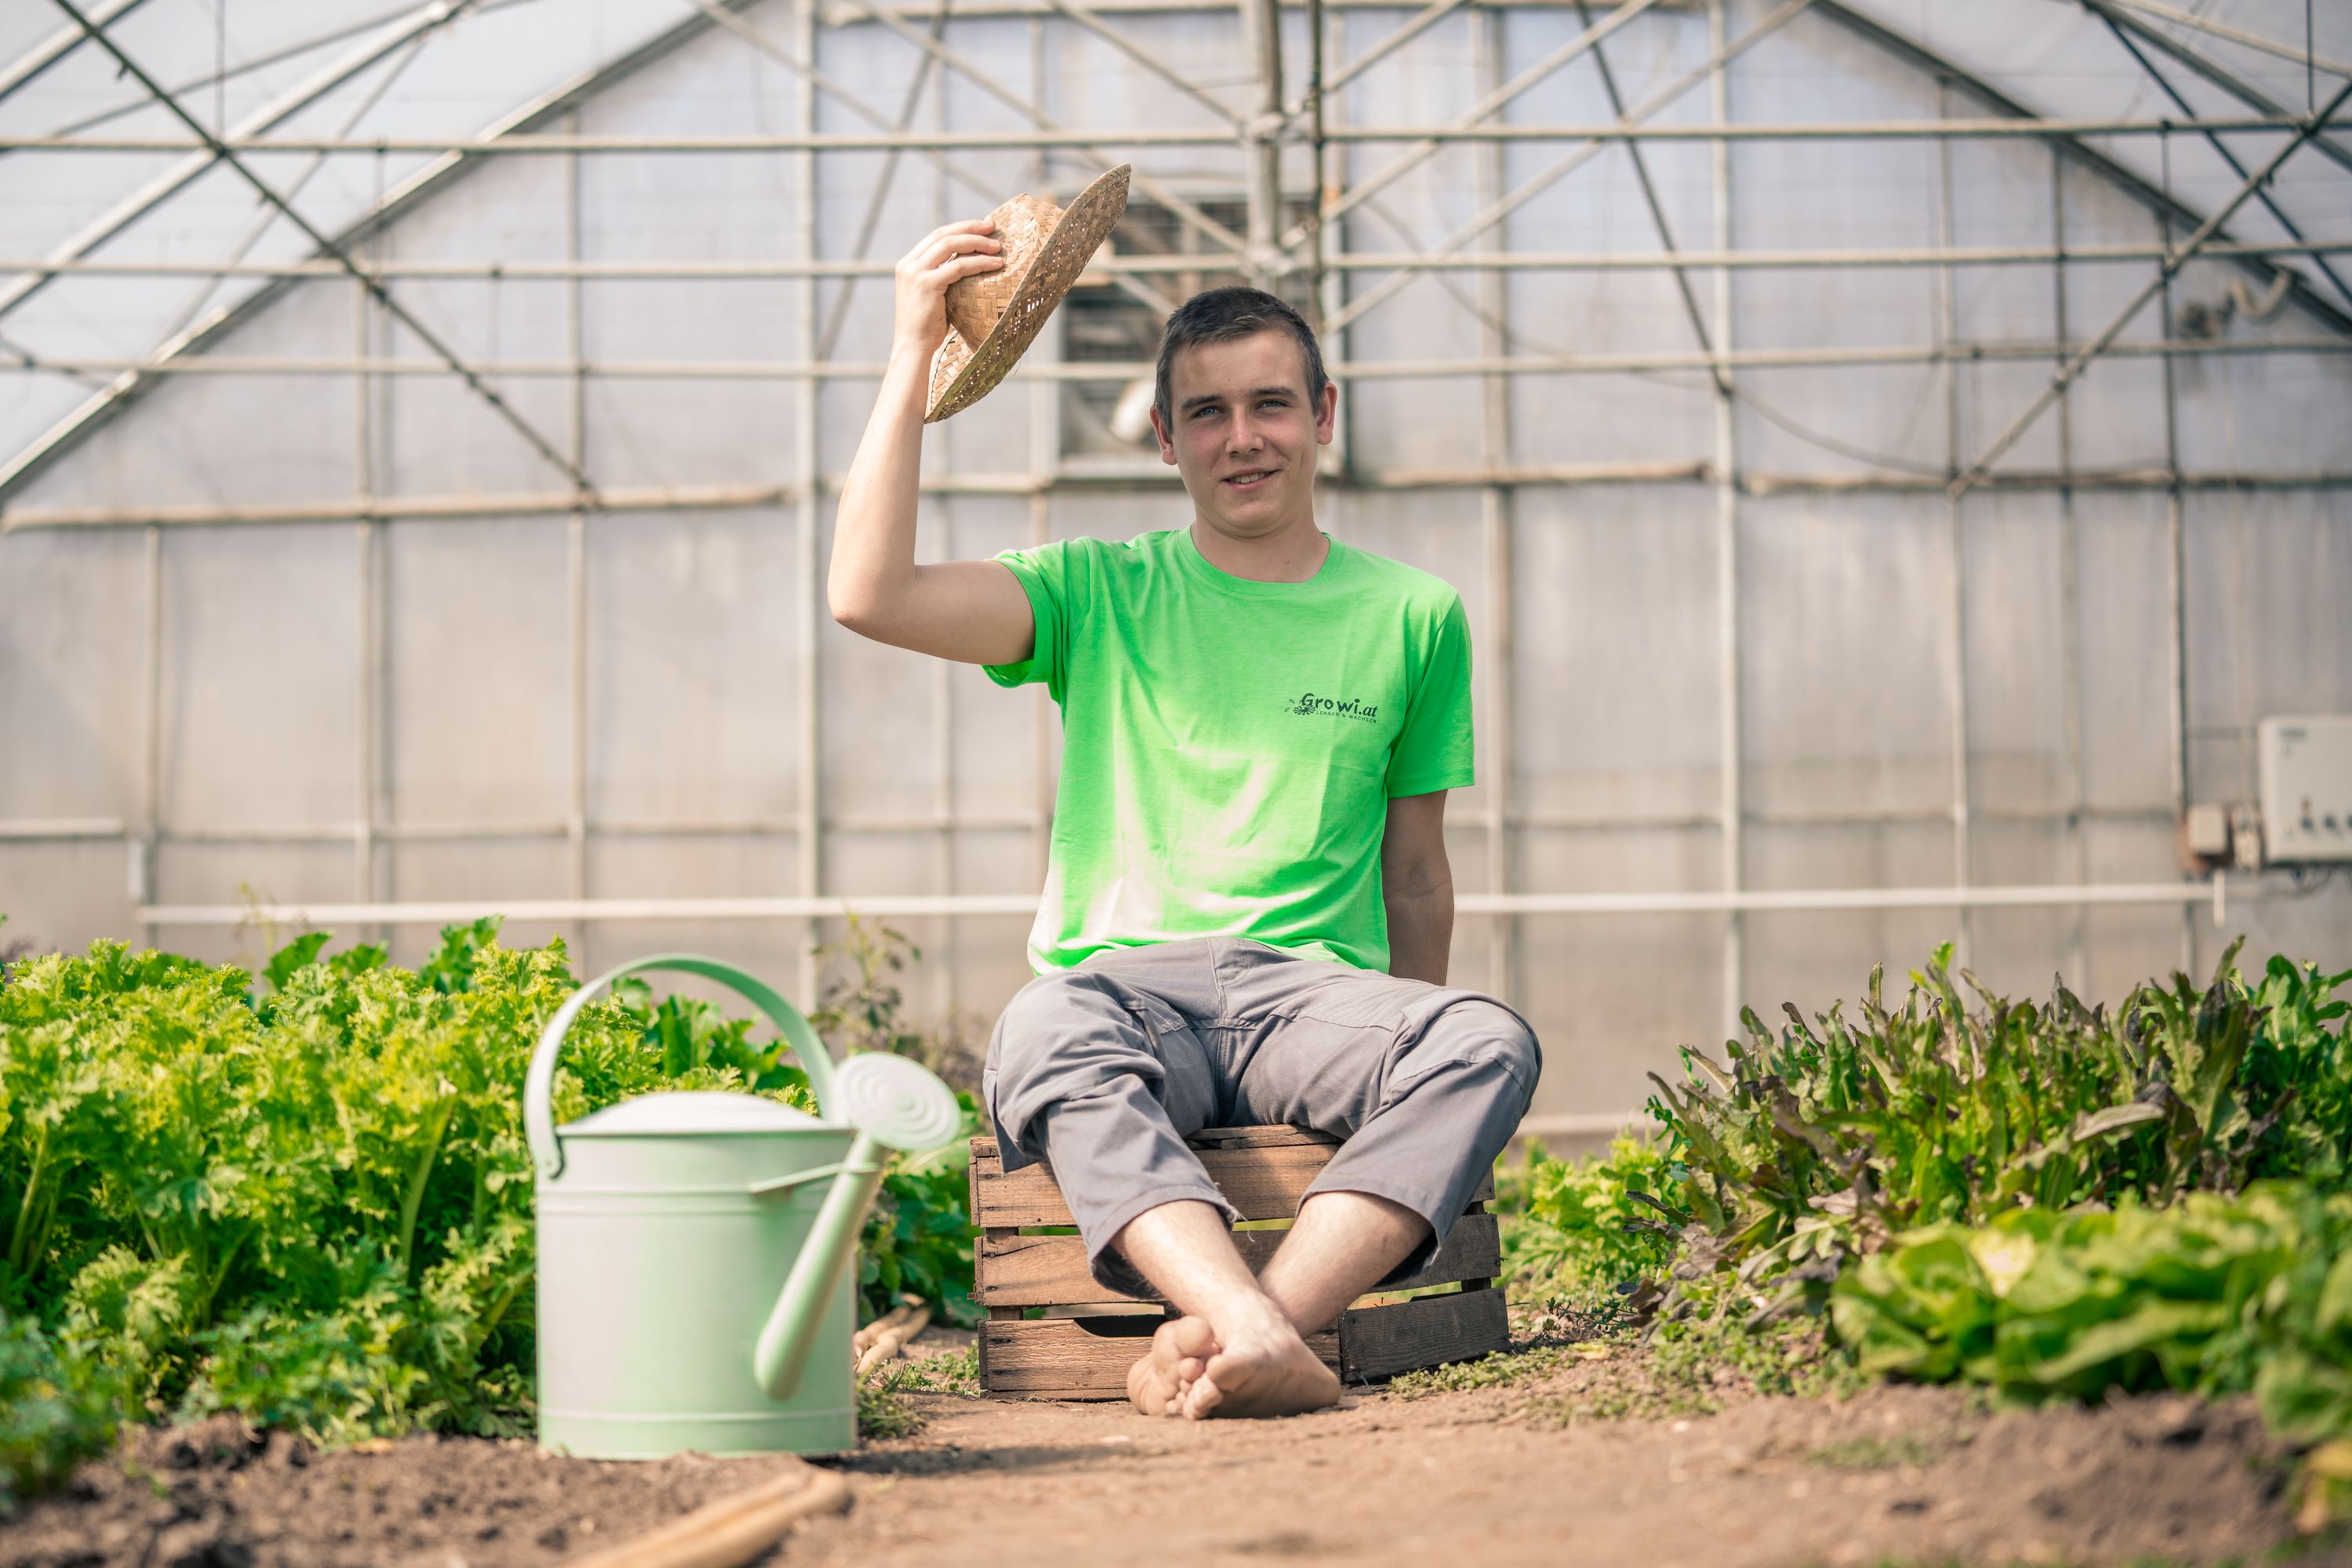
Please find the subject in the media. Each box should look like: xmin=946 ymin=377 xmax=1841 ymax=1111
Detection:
xmin=1152 ymin=286 xmax=1330 ymax=432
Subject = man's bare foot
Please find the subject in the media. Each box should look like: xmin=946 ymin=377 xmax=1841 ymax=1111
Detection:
xmin=1183 ymin=1324 xmax=1340 ymax=1419
xmin=1127 ymin=1316 xmax=1218 ymax=1417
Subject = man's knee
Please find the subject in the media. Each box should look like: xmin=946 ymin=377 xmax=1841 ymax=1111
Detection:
xmin=1425 ymin=998 xmax=1541 ymax=1105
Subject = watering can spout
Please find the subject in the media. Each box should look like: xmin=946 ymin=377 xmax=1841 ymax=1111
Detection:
xmin=751 ymin=1054 xmax=962 ymax=1402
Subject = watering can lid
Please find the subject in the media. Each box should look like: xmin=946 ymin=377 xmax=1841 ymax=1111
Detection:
xmin=561 ymin=1090 xmax=835 ymax=1138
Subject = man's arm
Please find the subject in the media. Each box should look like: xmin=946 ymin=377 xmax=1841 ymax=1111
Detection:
xmin=1381 ymin=789 xmax=1453 ymax=985
xmin=828 ymin=220 xmax=1036 ymax=665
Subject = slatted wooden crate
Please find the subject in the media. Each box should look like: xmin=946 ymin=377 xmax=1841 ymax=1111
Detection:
xmin=971 ymin=1125 xmax=1511 ymax=1399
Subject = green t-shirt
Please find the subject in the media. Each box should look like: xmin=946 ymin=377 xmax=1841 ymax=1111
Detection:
xmin=984 ymin=526 xmax=1475 ymax=975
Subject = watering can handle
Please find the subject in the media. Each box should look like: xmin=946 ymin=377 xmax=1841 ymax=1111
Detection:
xmin=524 ymin=954 xmax=838 ymax=1181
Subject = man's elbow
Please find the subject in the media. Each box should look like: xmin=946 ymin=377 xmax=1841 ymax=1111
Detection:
xmin=827 ymin=579 xmax=887 ymax=639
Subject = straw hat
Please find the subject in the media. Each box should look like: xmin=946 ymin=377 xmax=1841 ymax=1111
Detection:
xmin=924 ymin=164 xmax=1131 ymax=423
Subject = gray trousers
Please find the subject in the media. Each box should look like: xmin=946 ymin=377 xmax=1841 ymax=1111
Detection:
xmin=982 ymin=937 xmax=1541 ymax=1298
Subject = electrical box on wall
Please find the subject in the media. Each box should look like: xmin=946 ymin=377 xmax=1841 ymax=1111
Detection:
xmin=2259 ymin=716 xmax=2352 ymax=864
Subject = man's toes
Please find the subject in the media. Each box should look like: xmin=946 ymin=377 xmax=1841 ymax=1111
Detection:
xmin=1182 ymin=1373 xmax=1225 ymax=1420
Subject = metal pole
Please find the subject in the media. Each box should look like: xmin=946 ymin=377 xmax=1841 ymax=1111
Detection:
xmin=566 ymin=116 xmax=591 ymax=964
xmin=14 ymin=459 xmax=2352 ymax=532
xmin=355 ymin=265 xmax=381 ymax=944
xmin=133 ymin=878 xmax=2281 ymax=929
xmin=1935 ymin=82 xmax=1972 ymax=968
xmin=13 ymin=234 xmax=2352 ymax=279
xmin=1243 ymin=0 xmax=1287 ymax=285
xmin=21 ymin=114 xmax=2349 ymax=153
xmin=1709 ymin=0 xmax=1741 ymax=1043
xmin=797 ymin=0 xmax=823 ymax=1007
xmin=2052 ymin=148 xmax=2088 ymax=988
xmin=1474 ymin=5 xmax=1513 ymax=1004
xmin=138 ymin=520 xmax=161 ymax=953
xmin=2156 ymin=151 xmax=2193 ymax=975
xmin=25 ymin=332 xmax=2352 ymax=383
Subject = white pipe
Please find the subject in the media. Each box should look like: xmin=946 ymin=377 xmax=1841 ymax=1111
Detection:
xmin=18 ymin=336 xmax=2347 ymax=382
xmin=133 ymin=878 xmax=2281 ymax=927
xmin=8 ymin=116 xmax=2333 ymax=154
xmin=8 ymin=236 xmax=2350 ymax=278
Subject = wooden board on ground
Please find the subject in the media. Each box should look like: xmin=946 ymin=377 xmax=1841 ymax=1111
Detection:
xmin=1335 ymin=1286 xmax=1511 ymax=1384
xmin=980 ymin=1288 xmax=1509 ymax=1400
xmin=967 ymin=1127 xmax=1493 ymax=1229
xmin=980 ymin=1316 xmax=1345 ymax=1401
xmin=975 ymin=1213 xmax=1503 ymax=1308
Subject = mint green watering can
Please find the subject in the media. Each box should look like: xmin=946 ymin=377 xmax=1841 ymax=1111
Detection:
xmin=525 ymin=955 xmax=960 ymax=1458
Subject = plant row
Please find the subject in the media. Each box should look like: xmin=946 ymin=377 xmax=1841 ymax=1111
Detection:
xmin=0 ymin=920 xmax=980 ymax=1504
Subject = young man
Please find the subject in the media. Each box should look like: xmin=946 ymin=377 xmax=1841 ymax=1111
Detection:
xmin=829 ymin=218 xmax=1540 ymax=1420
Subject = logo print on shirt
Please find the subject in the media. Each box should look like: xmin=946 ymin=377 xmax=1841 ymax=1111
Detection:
xmin=1284 ymin=693 xmax=1380 ymax=723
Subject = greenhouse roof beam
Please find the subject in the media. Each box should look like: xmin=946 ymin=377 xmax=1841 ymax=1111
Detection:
xmin=11 ymin=235 xmax=2352 ymax=279
xmin=0 ymin=0 xmax=151 ymax=107
xmin=42 ymin=0 xmax=492 ymax=137
xmin=1290 ymin=0 xmax=1472 ymax=115
xmin=1324 ymin=0 xmax=1816 ymax=332
xmin=19 ymin=116 xmax=2346 ymax=151
xmin=0 ymin=0 xmax=766 ymax=507
xmin=685 ymin=0 xmax=1181 ymax=313
xmin=1810 ymin=0 xmax=2352 ymax=339
xmin=1570 ymin=0 xmax=1726 ymax=396
xmin=45 ymin=0 xmax=595 ymax=496
xmin=2100 ymin=0 xmax=2351 ymax=78
xmin=832 ymin=0 xmax=1251 ymax=257
xmin=1951 ymin=74 xmax=2352 ymax=499
xmin=2079 ymin=0 xmax=2352 ymax=177
xmin=1283 ymin=0 xmax=1670 ymax=249
xmin=0 ymin=0 xmax=471 ymax=328
xmin=1035 ymin=0 xmax=1246 ymax=126
xmin=812 ymin=0 xmax=950 ymax=361
xmin=2092 ymin=11 xmax=2352 ymax=317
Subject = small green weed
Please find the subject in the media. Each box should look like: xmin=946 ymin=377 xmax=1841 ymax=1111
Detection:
xmin=855 ymin=1360 xmax=931 ymax=1441
xmin=907 ymin=1345 xmax=979 ymax=1398
xmin=1388 ymin=1346 xmax=1572 ymax=1401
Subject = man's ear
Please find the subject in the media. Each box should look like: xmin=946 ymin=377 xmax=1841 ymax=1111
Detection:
xmin=1313 ymin=379 xmax=1338 ymax=445
xmin=1148 ymin=402 xmax=1178 ymax=466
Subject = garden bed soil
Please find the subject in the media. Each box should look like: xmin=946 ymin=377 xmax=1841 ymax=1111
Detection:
xmin=4 ymin=1332 xmax=2332 ymax=1568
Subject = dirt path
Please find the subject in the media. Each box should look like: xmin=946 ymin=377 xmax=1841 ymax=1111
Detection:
xmin=807 ymin=1355 xmax=2310 ymax=1568
xmin=4 ymin=1336 xmax=2329 ymax=1568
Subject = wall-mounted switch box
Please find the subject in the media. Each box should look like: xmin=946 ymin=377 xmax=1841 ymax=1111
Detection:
xmin=2259 ymin=716 xmax=2352 ymax=864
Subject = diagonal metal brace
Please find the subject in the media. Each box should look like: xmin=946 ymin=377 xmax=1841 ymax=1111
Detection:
xmin=47 ymin=0 xmax=597 ymax=498
xmin=1952 ymin=76 xmax=2352 ymax=500
xmin=1812 ymin=0 xmax=2352 ymax=339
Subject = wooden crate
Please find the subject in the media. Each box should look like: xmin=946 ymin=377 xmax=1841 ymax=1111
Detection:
xmin=971 ymin=1126 xmax=1510 ymax=1399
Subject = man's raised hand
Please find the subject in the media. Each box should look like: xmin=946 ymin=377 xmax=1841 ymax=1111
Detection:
xmin=893 ymin=220 xmax=1003 ymax=360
